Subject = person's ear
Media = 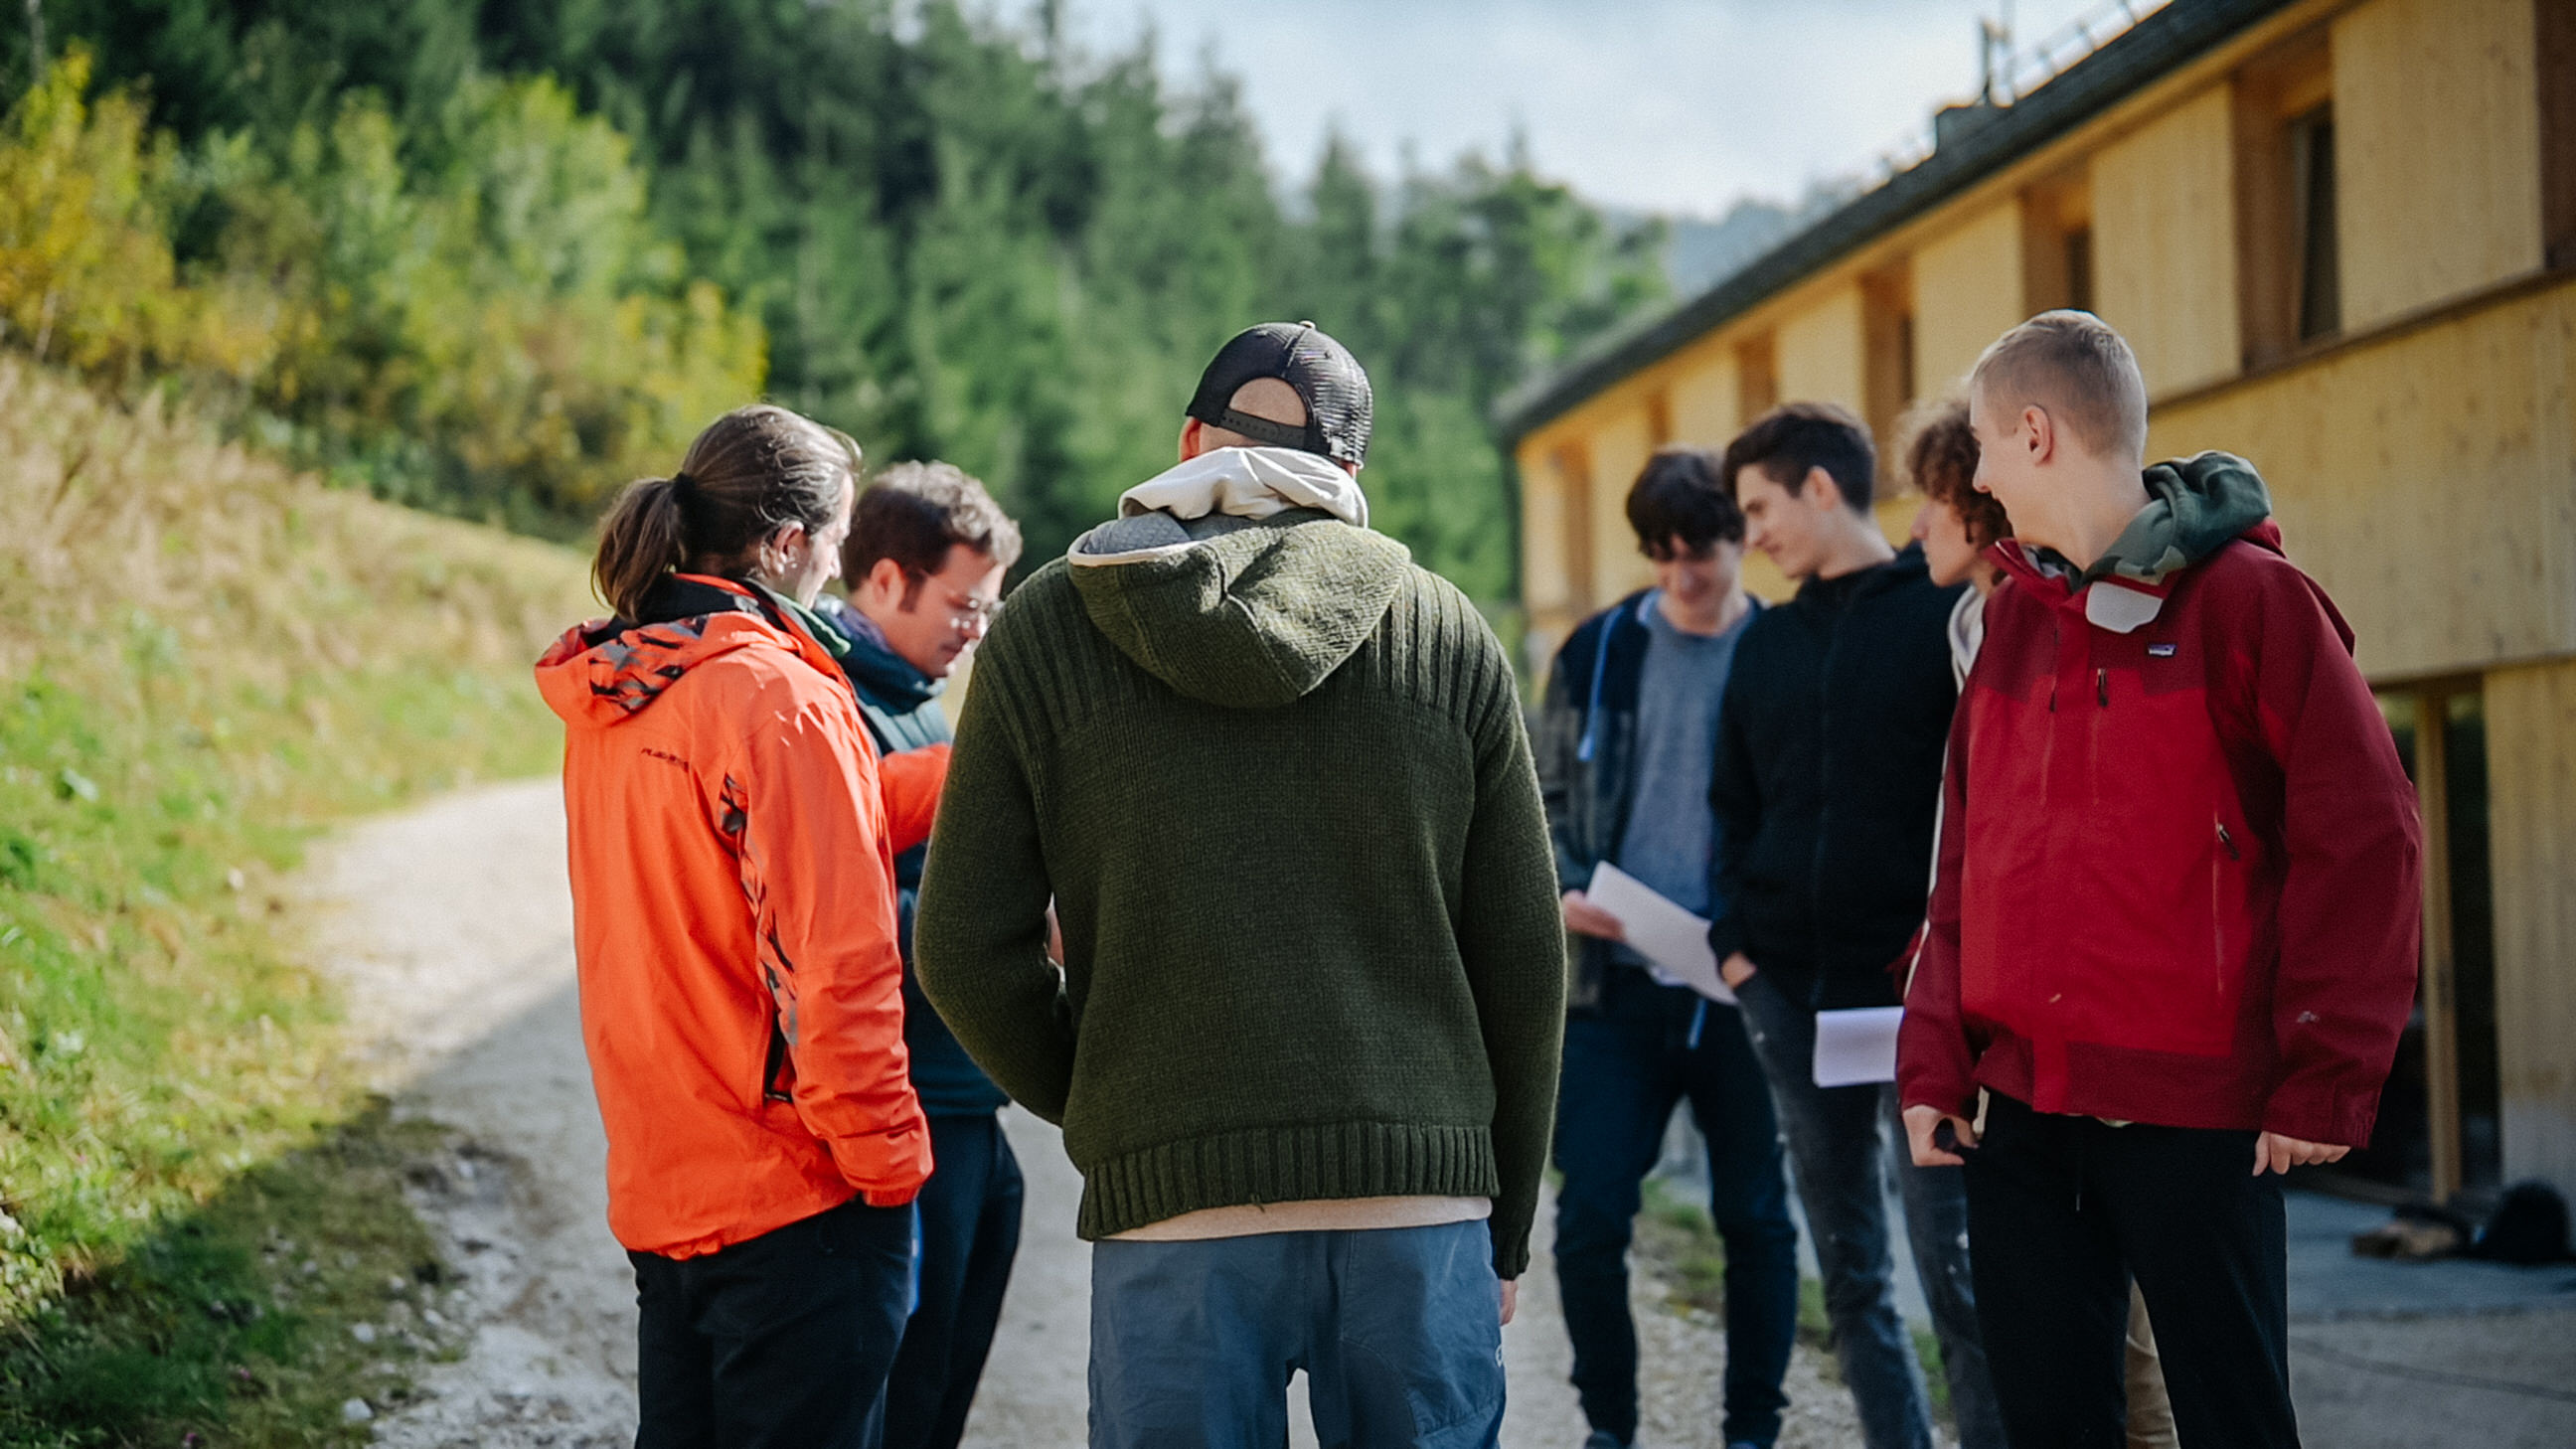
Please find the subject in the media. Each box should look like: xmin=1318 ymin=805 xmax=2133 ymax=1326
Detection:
xmin=1339 ymin=457 xmax=1360 ymax=477
xmin=854 ymin=557 xmax=898 ymax=609
xmin=1803 ymin=465 xmax=1846 ymax=514
xmin=762 ymin=522 xmax=807 ymax=577
xmin=2023 ymin=405 xmax=2055 ymax=466
xmin=1178 ymin=416 xmax=1206 ymax=462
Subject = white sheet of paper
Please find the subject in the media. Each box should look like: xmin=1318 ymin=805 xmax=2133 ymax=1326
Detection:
xmin=1813 ymin=1006 xmax=1904 ymax=1087
xmin=1582 ymin=862 xmax=1734 ymax=1005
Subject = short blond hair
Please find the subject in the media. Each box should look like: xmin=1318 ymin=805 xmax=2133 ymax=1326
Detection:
xmin=1969 ymin=311 xmax=2149 ymax=463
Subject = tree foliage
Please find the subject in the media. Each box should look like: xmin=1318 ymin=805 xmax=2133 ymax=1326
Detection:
xmin=6 ymin=1 xmax=1663 ymax=596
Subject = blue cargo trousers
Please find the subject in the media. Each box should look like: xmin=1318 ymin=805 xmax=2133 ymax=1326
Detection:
xmin=1087 ymin=1217 xmax=1507 ymax=1449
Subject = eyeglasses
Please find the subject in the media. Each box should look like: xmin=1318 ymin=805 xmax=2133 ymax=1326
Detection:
xmin=935 ymin=583 xmax=1003 ymax=628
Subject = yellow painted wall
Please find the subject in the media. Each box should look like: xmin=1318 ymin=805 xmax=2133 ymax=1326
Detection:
xmin=2488 ymin=657 xmax=2576 ymax=1195
xmin=2148 ymin=279 xmax=2576 ymax=681
xmin=1914 ymin=199 xmax=2029 ymax=395
xmin=1586 ymin=408 xmax=1658 ymax=606
xmin=1522 ymin=447 xmax=1581 ymax=624
xmin=2093 ymin=84 xmax=2241 ymax=393
xmin=1669 ymin=345 xmax=1741 ymax=447
xmin=2334 ymin=0 xmax=2543 ymax=330
xmin=1777 ymin=281 xmax=1868 ymax=413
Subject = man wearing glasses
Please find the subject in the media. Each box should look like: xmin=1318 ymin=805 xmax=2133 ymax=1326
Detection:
xmin=821 ymin=461 xmax=1021 ymax=1449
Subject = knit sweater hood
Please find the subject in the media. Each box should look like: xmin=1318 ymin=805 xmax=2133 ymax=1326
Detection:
xmin=1065 ymin=447 xmax=1412 ymax=709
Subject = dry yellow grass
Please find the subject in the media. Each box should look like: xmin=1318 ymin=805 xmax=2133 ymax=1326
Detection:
xmin=0 ymin=355 xmax=595 ymax=1330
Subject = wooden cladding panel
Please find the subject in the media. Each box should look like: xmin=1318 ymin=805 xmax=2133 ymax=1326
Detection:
xmin=2095 ymin=85 xmax=2242 ymax=393
xmin=1669 ymin=346 xmax=1741 ymax=448
xmin=2334 ymin=0 xmax=2544 ymax=329
xmin=1777 ymin=281 xmax=1868 ymax=417
xmin=2487 ymin=658 xmax=2576 ymax=1197
xmin=1587 ymin=409 xmax=1658 ymax=604
xmin=2148 ymin=279 xmax=2576 ymax=681
xmin=1916 ymin=199 xmax=2029 ymax=396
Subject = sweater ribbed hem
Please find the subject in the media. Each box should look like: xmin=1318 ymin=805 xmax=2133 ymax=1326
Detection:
xmin=1075 ymin=1121 xmax=1499 ymax=1243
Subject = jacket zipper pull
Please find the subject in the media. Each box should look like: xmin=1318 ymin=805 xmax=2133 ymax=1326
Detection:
xmin=2096 ymin=668 xmax=2109 ymax=708
xmin=2217 ymin=822 xmax=2241 ymax=861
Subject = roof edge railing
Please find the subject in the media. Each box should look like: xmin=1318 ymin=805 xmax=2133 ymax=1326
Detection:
xmin=1494 ymin=0 xmax=2241 ymax=442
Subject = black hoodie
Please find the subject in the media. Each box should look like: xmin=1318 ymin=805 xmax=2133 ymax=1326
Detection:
xmin=1706 ymin=543 xmax=1962 ymax=1012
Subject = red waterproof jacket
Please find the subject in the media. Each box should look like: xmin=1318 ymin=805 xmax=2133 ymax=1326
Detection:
xmin=536 ymin=574 xmax=943 ymax=1258
xmin=1897 ymin=501 xmax=2421 ymax=1147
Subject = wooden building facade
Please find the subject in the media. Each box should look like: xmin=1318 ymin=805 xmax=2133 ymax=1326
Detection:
xmin=1498 ymin=0 xmax=2576 ymax=1205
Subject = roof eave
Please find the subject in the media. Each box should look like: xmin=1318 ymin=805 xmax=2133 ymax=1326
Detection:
xmin=1493 ymin=0 xmax=2302 ymax=447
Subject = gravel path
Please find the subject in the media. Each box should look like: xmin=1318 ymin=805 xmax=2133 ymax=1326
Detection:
xmin=296 ymin=777 xmax=1871 ymax=1448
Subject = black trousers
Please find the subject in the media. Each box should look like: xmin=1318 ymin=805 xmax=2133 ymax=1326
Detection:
xmin=881 ymin=1113 xmax=1026 ymax=1449
xmin=1962 ymin=1093 xmax=2298 ymax=1449
xmin=631 ymin=1196 xmax=914 ymax=1449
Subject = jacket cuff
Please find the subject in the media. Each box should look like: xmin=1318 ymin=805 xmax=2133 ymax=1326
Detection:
xmin=860 ymin=1185 xmax=920 ymax=1208
xmin=1704 ymin=911 xmax=1745 ymax=967
xmin=2261 ymin=1079 xmax=2379 ymax=1149
xmin=1896 ymin=1067 xmax=1977 ymax=1120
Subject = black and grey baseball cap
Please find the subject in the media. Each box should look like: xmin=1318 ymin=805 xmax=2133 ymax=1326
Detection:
xmin=1185 ymin=321 xmax=1373 ymax=467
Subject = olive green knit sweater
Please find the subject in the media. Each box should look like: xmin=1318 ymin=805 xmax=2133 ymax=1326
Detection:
xmin=913 ymin=508 xmax=1566 ymax=1278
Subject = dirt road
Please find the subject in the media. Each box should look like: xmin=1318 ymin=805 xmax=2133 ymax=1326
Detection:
xmin=297 ymin=777 xmax=1868 ymax=1448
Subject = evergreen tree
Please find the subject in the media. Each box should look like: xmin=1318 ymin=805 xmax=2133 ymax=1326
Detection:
xmin=11 ymin=0 xmax=1666 ymax=601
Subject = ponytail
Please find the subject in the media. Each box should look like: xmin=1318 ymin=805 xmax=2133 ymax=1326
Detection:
xmin=588 ymin=405 xmax=861 ymax=621
xmin=593 ymin=474 xmax=693 ymax=622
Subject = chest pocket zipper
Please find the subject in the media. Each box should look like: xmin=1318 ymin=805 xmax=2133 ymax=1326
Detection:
xmin=2096 ymin=668 xmax=2109 ymax=709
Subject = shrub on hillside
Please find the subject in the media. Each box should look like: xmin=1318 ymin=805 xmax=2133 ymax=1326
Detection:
xmin=0 ymin=51 xmax=765 ymax=533
xmin=0 ymin=51 xmax=283 ymax=391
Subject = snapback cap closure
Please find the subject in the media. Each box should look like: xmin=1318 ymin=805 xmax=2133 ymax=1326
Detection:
xmin=1203 ymin=407 xmax=1315 ymax=452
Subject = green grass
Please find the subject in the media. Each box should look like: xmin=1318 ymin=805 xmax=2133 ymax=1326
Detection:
xmin=0 ymin=358 xmax=594 ymax=1443
xmin=0 ymin=1104 xmax=461 ymax=1447
xmin=1631 ymin=1174 xmax=1954 ymax=1418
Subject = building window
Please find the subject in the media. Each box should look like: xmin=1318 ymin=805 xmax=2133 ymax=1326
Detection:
xmin=2233 ymin=27 xmax=2334 ymax=368
xmin=2290 ymin=105 xmax=2340 ymax=342
xmin=2540 ymin=0 xmax=2576 ymax=268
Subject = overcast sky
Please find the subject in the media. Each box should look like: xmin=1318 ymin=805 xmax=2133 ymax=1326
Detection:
xmin=1060 ymin=0 xmax=2128 ymax=217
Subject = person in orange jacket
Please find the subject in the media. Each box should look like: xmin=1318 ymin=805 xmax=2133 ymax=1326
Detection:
xmin=535 ymin=403 xmax=943 ymax=1449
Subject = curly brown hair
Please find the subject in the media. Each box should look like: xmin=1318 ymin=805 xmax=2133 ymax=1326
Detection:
xmin=1900 ymin=396 xmax=2011 ymax=549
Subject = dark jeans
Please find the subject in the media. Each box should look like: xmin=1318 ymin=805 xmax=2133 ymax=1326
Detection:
xmin=1088 ymin=1218 xmax=1506 ymax=1449
xmin=1963 ymin=1093 xmax=2298 ymax=1449
xmin=1552 ymin=965 xmax=1799 ymax=1446
xmin=631 ymin=1196 xmax=914 ymax=1449
xmin=882 ymin=1113 xmax=1027 ymax=1449
xmin=1735 ymin=972 xmax=2004 ymax=1449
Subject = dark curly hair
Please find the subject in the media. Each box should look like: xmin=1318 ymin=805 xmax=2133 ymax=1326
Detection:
xmin=1901 ymin=396 xmax=2011 ymax=549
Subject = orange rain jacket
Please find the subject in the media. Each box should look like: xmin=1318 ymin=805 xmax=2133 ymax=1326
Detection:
xmin=536 ymin=573 xmax=944 ymax=1258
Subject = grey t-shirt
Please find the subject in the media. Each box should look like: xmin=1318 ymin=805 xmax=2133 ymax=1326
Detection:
xmin=1612 ymin=593 xmax=1758 ymax=967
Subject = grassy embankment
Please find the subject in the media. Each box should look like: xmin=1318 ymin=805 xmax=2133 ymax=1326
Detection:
xmin=0 ymin=359 xmax=593 ymax=1445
